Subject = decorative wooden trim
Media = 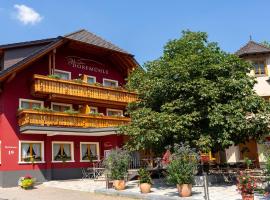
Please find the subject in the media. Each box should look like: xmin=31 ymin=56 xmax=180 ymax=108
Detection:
xmin=32 ymin=74 xmax=137 ymax=106
xmin=17 ymin=109 xmax=130 ymax=128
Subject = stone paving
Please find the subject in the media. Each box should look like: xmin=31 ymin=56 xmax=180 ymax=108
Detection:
xmin=43 ymin=178 xmax=105 ymax=192
xmin=0 ymin=184 xmax=133 ymax=200
xmin=43 ymin=178 xmax=268 ymax=200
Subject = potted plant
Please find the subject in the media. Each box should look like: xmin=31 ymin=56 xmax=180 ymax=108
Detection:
xmin=237 ymin=171 xmax=257 ymax=200
xmin=138 ymin=168 xmax=152 ymax=193
xmin=166 ymin=144 xmax=199 ymax=197
xmin=18 ymin=175 xmax=35 ymax=189
xmin=104 ymin=148 xmax=130 ymax=190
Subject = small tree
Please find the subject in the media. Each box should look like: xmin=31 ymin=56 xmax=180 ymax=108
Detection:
xmin=166 ymin=144 xmax=199 ymax=185
xmin=104 ymin=148 xmax=130 ymax=180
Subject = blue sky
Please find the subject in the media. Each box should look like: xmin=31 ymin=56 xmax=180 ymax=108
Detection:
xmin=0 ymin=1 xmax=270 ymax=65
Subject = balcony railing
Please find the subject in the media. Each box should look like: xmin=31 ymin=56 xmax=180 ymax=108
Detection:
xmin=18 ymin=109 xmax=131 ymax=128
xmin=32 ymin=74 xmax=137 ymax=106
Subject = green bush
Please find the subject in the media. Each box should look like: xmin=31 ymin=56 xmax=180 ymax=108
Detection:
xmin=104 ymin=148 xmax=130 ymax=180
xmin=138 ymin=168 xmax=152 ymax=184
xmin=166 ymin=144 xmax=199 ymax=185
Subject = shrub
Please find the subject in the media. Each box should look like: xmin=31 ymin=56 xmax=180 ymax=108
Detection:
xmin=104 ymin=148 xmax=130 ymax=180
xmin=166 ymin=144 xmax=199 ymax=185
xmin=138 ymin=168 xmax=152 ymax=184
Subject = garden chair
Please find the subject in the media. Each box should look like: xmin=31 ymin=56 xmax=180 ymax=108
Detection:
xmin=81 ymin=168 xmax=95 ymax=180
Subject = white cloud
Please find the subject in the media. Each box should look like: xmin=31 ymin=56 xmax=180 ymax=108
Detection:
xmin=14 ymin=4 xmax=43 ymax=25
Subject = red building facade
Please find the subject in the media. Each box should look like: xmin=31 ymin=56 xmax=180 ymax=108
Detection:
xmin=0 ymin=30 xmax=138 ymax=187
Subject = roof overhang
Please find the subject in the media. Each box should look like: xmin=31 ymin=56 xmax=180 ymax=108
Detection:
xmin=20 ymin=125 xmax=118 ymax=136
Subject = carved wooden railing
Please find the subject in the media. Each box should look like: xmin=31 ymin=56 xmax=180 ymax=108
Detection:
xmin=32 ymin=74 xmax=137 ymax=105
xmin=18 ymin=109 xmax=130 ymax=128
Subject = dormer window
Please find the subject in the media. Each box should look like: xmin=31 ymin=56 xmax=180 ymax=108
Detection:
xmin=253 ymin=61 xmax=267 ymax=76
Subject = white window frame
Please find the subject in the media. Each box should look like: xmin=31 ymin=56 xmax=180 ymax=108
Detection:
xmin=80 ymin=142 xmax=100 ymax=162
xmin=51 ymin=102 xmax=72 ymax=111
xmin=19 ymin=98 xmax=44 ymax=109
xmin=86 ymin=75 xmax=96 ymax=84
xmin=103 ymin=78 xmax=118 ymax=87
xmin=54 ymin=69 xmax=71 ymax=80
xmin=18 ymin=140 xmax=45 ymax=164
xmin=89 ymin=107 xmax=98 ymax=113
xmin=106 ymin=108 xmax=123 ymax=116
xmin=51 ymin=141 xmax=74 ymax=163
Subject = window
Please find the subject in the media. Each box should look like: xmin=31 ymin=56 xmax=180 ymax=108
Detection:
xmin=86 ymin=76 xmax=96 ymax=84
xmin=106 ymin=108 xmax=123 ymax=117
xmin=19 ymin=99 xmax=44 ymax=109
xmin=103 ymin=78 xmax=118 ymax=87
xmin=52 ymin=142 xmax=74 ymax=162
xmin=19 ymin=141 xmax=44 ymax=163
xmin=51 ymin=102 xmax=72 ymax=112
xmin=253 ymin=61 xmax=267 ymax=76
xmin=90 ymin=107 xmax=98 ymax=114
xmin=80 ymin=142 xmax=100 ymax=162
xmin=54 ymin=69 xmax=71 ymax=80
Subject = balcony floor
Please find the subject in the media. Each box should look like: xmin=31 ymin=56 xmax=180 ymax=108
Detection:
xmin=20 ymin=125 xmax=118 ymax=136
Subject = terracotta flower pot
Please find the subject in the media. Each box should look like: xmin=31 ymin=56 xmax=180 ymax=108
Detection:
xmin=140 ymin=183 xmax=151 ymax=193
xmin=242 ymin=193 xmax=254 ymax=200
xmin=113 ymin=180 xmax=125 ymax=190
xmin=177 ymin=184 xmax=192 ymax=197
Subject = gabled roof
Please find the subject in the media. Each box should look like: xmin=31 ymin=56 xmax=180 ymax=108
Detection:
xmin=236 ymin=40 xmax=270 ymax=56
xmin=0 ymin=29 xmax=138 ymax=82
xmin=0 ymin=38 xmax=57 ymax=49
xmin=64 ymin=29 xmax=130 ymax=55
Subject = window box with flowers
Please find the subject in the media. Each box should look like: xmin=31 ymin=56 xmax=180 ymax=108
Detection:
xmin=237 ymin=171 xmax=257 ymax=200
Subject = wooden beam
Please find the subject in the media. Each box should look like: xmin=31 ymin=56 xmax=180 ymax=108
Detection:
xmin=52 ymin=49 xmax=56 ymax=74
xmin=6 ymin=72 xmax=16 ymax=83
xmin=48 ymin=54 xmax=52 ymax=75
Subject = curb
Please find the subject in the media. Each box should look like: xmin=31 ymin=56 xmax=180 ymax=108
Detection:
xmin=94 ymin=188 xmax=203 ymax=200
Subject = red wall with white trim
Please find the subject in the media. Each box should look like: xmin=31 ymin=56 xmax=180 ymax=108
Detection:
xmin=0 ymin=46 xmax=126 ymax=171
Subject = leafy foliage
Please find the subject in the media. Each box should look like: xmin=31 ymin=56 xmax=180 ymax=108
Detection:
xmin=138 ymin=168 xmax=152 ymax=184
xmin=120 ymin=30 xmax=270 ymax=153
xmin=166 ymin=144 xmax=199 ymax=185
xmin=104 ymin=148 xmax=130 ymax=180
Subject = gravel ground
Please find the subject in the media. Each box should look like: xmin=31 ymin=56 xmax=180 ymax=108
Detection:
xmin=0 ymin=185 xmax=136 ymax=200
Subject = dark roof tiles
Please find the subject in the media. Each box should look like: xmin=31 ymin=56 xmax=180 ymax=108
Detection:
xmin=64 ymin=29 xmax=130 ymax=55
xmin=236 ymin=41 xmax=270 ymax=56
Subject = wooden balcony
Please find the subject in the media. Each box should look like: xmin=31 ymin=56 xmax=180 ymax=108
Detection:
xmin=32 ymin=74 xmax=137 ymax=106
xmin=18 ymin=109 xmax=131 ymax=128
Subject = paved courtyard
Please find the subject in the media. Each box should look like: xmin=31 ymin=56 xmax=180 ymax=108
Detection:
xmin=43 ymin=178 xmax=267 ymax=200
xmin=0 ymin=184 xmax=133 ymax=200
xmin=0 ymin=179 xmax=267 ymax=200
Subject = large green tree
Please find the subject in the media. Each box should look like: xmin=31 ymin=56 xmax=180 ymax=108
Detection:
xmin=120 ymin=31 xmax=270 ymax=153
